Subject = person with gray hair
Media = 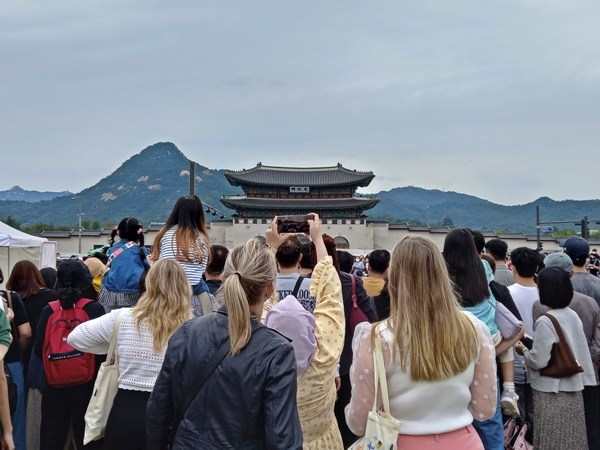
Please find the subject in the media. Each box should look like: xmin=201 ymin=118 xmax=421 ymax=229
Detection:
xmin=532 ymin=252 xmax=600 ymax=450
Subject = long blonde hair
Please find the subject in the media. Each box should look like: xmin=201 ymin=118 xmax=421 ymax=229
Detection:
xmin=132 ymin=259 xmax=193 ymax=353
xmin=222 ymin=239 xmax=277 ymax=356
xmin=387 ymin=235 xmax=478 ymax=381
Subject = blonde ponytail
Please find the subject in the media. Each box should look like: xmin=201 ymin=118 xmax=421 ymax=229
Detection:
xmin=222 ymin=239 xmax=277 ymax=356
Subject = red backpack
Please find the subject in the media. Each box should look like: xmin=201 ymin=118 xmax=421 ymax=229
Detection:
xmin=43 ymin=298 xmax=95 ymax=388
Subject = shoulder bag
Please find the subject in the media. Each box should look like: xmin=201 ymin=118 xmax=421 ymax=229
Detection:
xmin=486 ymin=298 xmax=522 ymax=340
xmin=539 ymin=313 xmax=584 ymax=378
xmin=348 ymin=325 xmax=401 ymax=450
xmin=348 ymin=274 xmax=368 ymax=334
xmin=83 ymin=310 xmax=125 ymax=444
xmin=169 ymin=321 xmax=265 ymax=448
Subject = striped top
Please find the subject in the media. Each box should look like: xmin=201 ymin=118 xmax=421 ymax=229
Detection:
xmin=158 ymin=226 xmax=208 ymax=286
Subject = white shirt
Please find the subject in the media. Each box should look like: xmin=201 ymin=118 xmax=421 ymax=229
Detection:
xmin=68 ymin=308 xmax=166 ymax=392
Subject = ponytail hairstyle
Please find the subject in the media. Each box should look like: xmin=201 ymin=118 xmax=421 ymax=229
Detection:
xmin=150 ymin=195 xmax=210 ymax=263
xmin=55 ymin=260 xmax=93 ymax=309
xmin=222 ymin=239 xmax=277 ymax=356
xmin=110 ymin=217 xmax=147 ymax=265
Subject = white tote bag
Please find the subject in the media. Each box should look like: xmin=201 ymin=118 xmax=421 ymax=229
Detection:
xmin=348 ymin=326 xmax=401 ymax=450
xmin=83 ymin=310 xmax=124 ymax=444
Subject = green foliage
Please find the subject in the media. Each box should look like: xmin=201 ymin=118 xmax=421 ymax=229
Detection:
xmin=552 ymin=229 xmax=578 ymax=238
xmin=4 ymin=216 xmax=21 ymax=230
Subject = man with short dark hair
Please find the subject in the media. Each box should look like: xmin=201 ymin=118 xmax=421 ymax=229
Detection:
xmin=563 ymin=236 xmax=600 ymax=306
xmin=361 ymin=249 xmax=390 ymax=296
xmin=299 ymin=243 xmax=313 ymax=277
xmin=507 ymin=246 xmax=541 ymax=424
xmin=485 ymin=238 xmax=515 ymax=286
xmin=204 ymin=245 xmax=229 ymax=295
xmin=275 ymin=235 xmax=316 ymax=312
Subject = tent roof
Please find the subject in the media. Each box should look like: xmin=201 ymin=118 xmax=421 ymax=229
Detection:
xmin=0 ymin=221 xmax=47 ymax=248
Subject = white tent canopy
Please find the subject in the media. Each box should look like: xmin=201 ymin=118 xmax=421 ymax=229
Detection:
xmin=0 ymin=221 xmax=56 ymax=281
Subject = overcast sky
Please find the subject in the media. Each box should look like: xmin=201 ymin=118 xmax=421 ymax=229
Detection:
xmin=2 ymin=1 xmax=600 ymax=206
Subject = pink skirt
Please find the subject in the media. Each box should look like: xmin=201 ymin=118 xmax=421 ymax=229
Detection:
xmin=397 ymin=425 xmax=483 ymax=450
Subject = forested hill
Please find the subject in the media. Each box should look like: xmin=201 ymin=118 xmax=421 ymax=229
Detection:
xmin=0 ymin=142 xmax=598 ymax=233
xmin=368 ymin=187 xmax=600 ymax=233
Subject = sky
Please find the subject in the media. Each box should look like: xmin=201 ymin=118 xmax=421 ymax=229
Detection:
xmin=2 ymin=1 xmax=600 ymax=206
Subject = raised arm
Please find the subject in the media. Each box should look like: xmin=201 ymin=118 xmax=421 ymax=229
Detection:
xmin=310 ymin=256 xmax=344 ymax=370
xmin=68 ymin=309 xmax=120 ymax=355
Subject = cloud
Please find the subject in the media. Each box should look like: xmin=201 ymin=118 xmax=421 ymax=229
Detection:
xmin=2 ymin=1 xmax=600 ymax=206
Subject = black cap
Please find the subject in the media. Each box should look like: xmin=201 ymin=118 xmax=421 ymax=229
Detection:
xmin=56 ymin=260 xmax=92 ymax=290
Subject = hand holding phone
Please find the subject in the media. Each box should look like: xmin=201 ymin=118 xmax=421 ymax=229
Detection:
xmin=276 ymin=215 xmax=315 ymax=233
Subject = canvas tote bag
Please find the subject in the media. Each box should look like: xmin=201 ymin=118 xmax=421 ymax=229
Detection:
xmin=83 ymin=310 xmax=124 ymax=444
xmin=348 ymin=325 xmax=401 ymax=450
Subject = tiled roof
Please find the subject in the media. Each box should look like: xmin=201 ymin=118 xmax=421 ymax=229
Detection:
xmin=225 ymin=163 xmax=375 ymax=188
xmin=220 ymin=196 xmax=379 ymax=210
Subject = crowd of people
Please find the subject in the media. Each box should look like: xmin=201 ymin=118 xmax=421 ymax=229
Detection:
xmin=0 ymin=196 xmax=598 ymax=449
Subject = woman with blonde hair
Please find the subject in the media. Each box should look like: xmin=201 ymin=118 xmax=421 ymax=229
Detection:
xmin=147 ymin=239 xmax=302 ymax=449
xmin=68 ymin=258 xmax=193 ymax=450
xmin=346 ymin=236 xmax=497 ymax=450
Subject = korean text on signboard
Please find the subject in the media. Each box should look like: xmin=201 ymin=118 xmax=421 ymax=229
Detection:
xmin=290 ymin=186 xmax=310 ymax=193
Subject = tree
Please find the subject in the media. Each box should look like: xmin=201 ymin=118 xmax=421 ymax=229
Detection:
xmin=4 ymin=216 xmax=21 ymax=230
xmin=442 ymin=216 xmax=454 ymax=228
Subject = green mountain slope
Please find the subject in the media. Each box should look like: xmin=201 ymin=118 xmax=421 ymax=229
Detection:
xmin=0 ymin=142 xmax=238 ymax=227
xmin=1 ymin=143 xmax=599 ymax=233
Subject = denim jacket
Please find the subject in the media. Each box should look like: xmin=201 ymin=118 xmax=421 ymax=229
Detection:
xmin=102 ymin=239 xmax=150 ymax=293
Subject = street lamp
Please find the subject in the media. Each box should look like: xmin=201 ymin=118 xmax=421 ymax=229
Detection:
xmin=78 ymin=210 xmax=85 ymax=254
xmin=73 ymin=196 xmax=85 ymax=254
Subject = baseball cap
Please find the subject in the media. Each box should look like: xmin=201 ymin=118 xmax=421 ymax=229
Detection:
xmin=561 ymin=236 xmax=590 ymax=260
xmin=544 ymin=252 xmax=573 ymax=273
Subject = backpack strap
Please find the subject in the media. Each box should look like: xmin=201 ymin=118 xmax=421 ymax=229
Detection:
xmin=106 ymin=241 xmax=137 ymax=267
xmin=170 ymin=321 xmax=266 ymax=445
xmin=291 ymin=275 xmax=305 ymax=298
xmin=48 ymin=300 xmax=61 ymax=313
xmin=75 ymin=298 xmax=94 ymax=310
xmin=350 ymin=274 xmax=358 ymax=309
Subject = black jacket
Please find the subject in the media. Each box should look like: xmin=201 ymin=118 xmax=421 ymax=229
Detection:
xmin=147 ymin=309 xmax=303 ymax=450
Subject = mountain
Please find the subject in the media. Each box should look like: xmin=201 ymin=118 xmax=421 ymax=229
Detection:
xmin=368 ymin=187 xmax=600 ymax=232
xmin=0 ymin=142 xmax=239 ymax=228
xmin=0 ymin=186 xmax=72 ymax=202
xmin=0 ymin=142 xmax=599 ymax=233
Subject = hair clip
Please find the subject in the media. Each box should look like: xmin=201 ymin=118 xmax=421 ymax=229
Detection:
xmin=137 ymin=228 xmax=143 ymax=234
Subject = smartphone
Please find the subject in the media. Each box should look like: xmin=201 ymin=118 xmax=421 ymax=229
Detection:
xmin=277 ymin=214 xmax=314 ymax=233
xmin=520 ymin=336 xmax=533 ymax=350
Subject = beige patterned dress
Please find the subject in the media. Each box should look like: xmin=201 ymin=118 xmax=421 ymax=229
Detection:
xmin=296 ymin=256 xmax=345 ymax=450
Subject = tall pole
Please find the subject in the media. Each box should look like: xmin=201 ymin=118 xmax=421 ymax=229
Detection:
xmin=536 ymin=205 xmax=541 ymax=251
xmin=78 ymin=207 xmax=84 ymax=254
